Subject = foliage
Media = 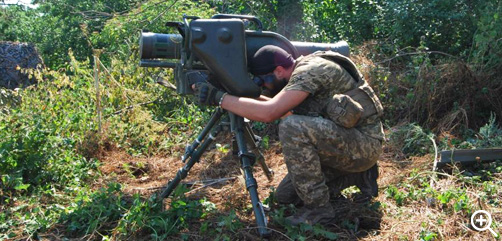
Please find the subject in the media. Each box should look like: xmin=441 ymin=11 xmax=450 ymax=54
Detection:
xmin=208 ymin=0 xmax=303 ymax=38
xmin=388 ymin=123 xmax=434 ymax=156
xmin=1 ymin=0 xmax=142 ymax=68
xmin=468 ymin=1 xmax=502 ymax=121
xmin=301 ymin=0 xmax=382 ymax=43
xmin=0 ymin=88 xmax=22 ymax=114
xmin=376 ymin=0 xmax=482 ymax=55
xmin=60 ymin=183 xmax=213 ymax=240
xmin=2 ymin=0 xmax=502 ymax=240
xmin=383 ymin=160 xmax=502 ymax=236
xmin=439 ymin=113 xmax=502 ymax=149
xmin=469 ymin=1 xmax=502 ymax=73
xmin=62 ymin=183 xmax=125 ymax=236
xmin=1 ymin=0 xmax=214 ymax=69
xmin=0 ymin=5 xmax=39 ymax=43
xmin=269 ymin=206 xmax=339 ymax=240
xmin=0 ymin=65 xmax=98 ymax=202
xmin=369 ymin=45 xmax=501 ymax=132
xmin=91 ymin=0 xmax=215 ymax=64
xmin=388 ymin=116 xmax=502 ymax=159
xmin=476 ymin=114 xmax=502 ymax=148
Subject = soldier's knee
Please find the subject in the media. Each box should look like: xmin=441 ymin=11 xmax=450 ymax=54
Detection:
xmin=279 ymin=115 xmax=297 ymax=130
xmin=279 ymin=115 xmax=304 ymax=140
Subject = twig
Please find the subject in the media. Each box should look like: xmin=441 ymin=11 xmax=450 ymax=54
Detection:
xmin=184 ymin=177 xmax=237 ymax=186
xmin=133 ymin=186 xmax=164 ymax=191
xmin=98 ymin=59 xmax=123 ymax=88
xmin=429 ymin=136 xmax=439 ymax=189
xmin=375 ymin=51 xmax=461 ymax=65
xmin=106 ymin=100 xmax=157 ymax=117
xmin=156 ymin=80 xmax=177 ymax=90
xmin=132 ymin=177 xmax=238 ymax=192
xmin=96 ymin=57 xmax=135 ymax=105
xmin=93 ymin=52 xmax=102 ymax=134
xmin=145 ymin=0 xmax=180 ymax=27
xmin=185 ymin=177 xmax=237 ymax=194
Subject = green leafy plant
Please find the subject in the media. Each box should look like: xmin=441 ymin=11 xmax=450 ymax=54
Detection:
xmin=385 ymin=185 xmax=406 ymax=206
xmin=269 ymin=206 xmax=338 ymax=240
xmin=388 ymin=123 xmax=434 ymax=156
xmin=476 ymin=114 xmax=502 ymax=148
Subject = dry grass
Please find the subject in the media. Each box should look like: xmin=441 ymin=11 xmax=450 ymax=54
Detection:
xmin=353 ymin=41 xmax=502 ymax=134
xmin=68 ymin=46 xmax=502 ymax=240
xmin=89 ymin=129 xmax=502 ymax=240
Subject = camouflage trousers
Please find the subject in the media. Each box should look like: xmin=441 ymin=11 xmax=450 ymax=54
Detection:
xmin=277 ymin=115 xmax=382 ymax=207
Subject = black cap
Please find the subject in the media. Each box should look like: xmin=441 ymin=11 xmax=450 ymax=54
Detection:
xmin=249 ymin=45 xmax=294 ymax=75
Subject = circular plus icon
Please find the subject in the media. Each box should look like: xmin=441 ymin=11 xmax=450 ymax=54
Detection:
xmin=471 ymin=210 xmax=498 ymax=237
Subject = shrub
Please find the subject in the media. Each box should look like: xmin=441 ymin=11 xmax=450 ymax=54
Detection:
xmin=388 ymin=123 xmax=434 ymax=156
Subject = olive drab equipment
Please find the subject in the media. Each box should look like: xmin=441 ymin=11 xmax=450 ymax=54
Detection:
xmin=139 ymin=14 xmax=351 ymax=237
xmin=311 ymin=51 xmax=384 ymax=128
xmin=140 ymin=14 xmax=350 ymax=96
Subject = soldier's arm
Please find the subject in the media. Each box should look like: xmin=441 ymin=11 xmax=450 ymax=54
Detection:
xmin=220 ymin=90 xmax=308 ymax=122
xmin=257 ymin=95 xmax=272 ymax=101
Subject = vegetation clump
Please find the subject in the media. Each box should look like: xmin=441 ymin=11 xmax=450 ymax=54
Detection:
xmin=1 ymin=0 xmax=501 ymax=240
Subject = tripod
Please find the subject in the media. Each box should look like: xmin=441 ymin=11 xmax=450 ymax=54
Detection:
xmin=159 ymin=107 xmax=274 ymax=237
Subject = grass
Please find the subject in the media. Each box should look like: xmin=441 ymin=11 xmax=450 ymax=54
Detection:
xmin=3 ymin=124 xmax=500 ymax=240
xmin=1 ymin=45 xmax=502 ymax=241
xmin=376 ymin=158 xmax=502 ymax=240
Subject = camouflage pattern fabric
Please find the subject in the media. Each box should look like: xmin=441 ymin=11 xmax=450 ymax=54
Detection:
xmin=284 ymin=54 xmax=384 ymax=141
xmin=278 ymin=115 xmax=382 ymax=207
xmin=277 ymin=53 xmax=384 ymax=208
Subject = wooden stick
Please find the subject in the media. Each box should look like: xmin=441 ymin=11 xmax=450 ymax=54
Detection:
xmin=93 ymin=50 xmax=102 ymax=134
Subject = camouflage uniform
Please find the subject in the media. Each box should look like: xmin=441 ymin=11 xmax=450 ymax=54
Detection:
xmin=276 ymin=52 xmax=384 ymax=208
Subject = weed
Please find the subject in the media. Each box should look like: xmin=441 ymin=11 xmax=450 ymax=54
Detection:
xmin=388 ymin=123 xmax=434 ymax=156
xmin=261 ymin=135 xmax=270 ymax=149
xmin=269 ymin=206 xmax=339 ymax=240
xmin=419 ymin=229 xmax=437 ymax=241
xmin=386 ymin=185 xmax=406 ymax=206
xmin=61 ymin=183 xmax=124 ymax=237
xmin=476 ymin=113 xmax=502 ymax=148
xmin=216 ymin=143 xmax=230 ymax=154
xmin=216 ymin=210 xmax=243 ymax=233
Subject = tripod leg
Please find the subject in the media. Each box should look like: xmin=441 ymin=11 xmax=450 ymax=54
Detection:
xmin=243 ymin=123 xmax=274 ymax=181
xmin=159 ymin=125 xmax=222 ymax=199
xmin=182 ymin=108 xmax=224 ymax=162
xmin=230 ymin=114 xmax=270 ymax=237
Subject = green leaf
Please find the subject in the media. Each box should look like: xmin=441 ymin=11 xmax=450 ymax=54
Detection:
xmin=14 ymin=183 xmax=30 ymax=191
xmin=313 ymin=226 xmax=339 ymax=240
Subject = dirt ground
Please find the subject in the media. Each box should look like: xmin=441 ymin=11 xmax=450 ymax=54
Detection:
xmin=94 ymin=133 xmax=500 ymax=240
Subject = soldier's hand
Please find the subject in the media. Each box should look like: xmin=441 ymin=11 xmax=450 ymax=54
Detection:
xmin=193 ymin=82 xmax=226 ymax=106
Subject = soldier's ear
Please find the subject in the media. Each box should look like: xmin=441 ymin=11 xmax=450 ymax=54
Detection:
xmin=274 ymin=66 xmax=285 ymax=79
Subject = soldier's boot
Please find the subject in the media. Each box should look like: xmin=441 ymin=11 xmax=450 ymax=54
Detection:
xmin=327 ymin=163 xmax=379 ymax=202
xmin=275 ymin=173 xmax=303 ymax=206
xmin=354 ymin=163 xmax=379 ymax=201
xmin=285 ymin=204 xmax=336 ymax=226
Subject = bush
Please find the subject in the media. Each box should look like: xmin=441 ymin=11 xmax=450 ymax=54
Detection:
xmin=388 ymin=123 xmax=434 ymax=156
xmin=60 ymin=183 xmax=213 ymax=240
xmin=0 ymin=67 xmax=98 ymax=201
xmin=377 ymin=0 xmax=482 ymax=55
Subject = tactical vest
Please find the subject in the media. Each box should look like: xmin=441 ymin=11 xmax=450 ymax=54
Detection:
xmin=310 ymin=51 xmax=384 ymax=128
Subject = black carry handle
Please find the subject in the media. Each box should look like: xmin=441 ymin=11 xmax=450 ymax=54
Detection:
xmin=165 ymin=21 xmax=185 ymax=37
xmin=211 ymin=14 xmax=263 ymax=31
